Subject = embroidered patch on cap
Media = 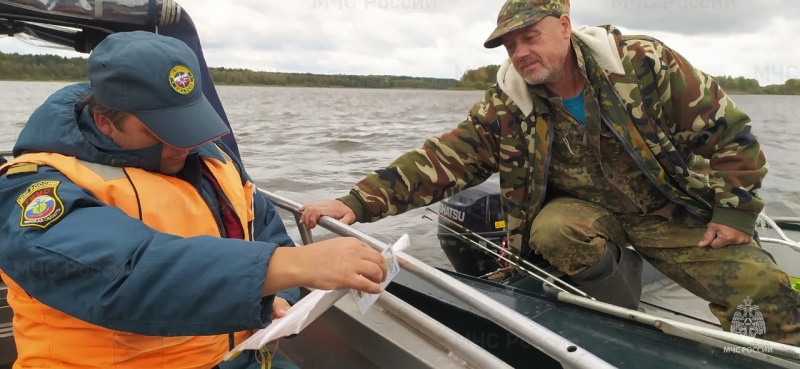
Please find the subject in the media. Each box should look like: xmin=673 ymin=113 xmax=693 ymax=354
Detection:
xmin=17 ymin=180 xmax=65 ymax=229
xmin=169 ymin=65 xmax=195 ymax=95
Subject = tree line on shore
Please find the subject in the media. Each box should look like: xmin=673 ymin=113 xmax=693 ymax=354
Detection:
xmin=0 ymin=52 xmax=456 ymax=89
xmin=456 ymin=65 xmax=800 ymax=95
xmin=2 ymin=52 xmax=798 ymax=95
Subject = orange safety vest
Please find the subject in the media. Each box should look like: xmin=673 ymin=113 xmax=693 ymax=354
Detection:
xmin=0 ymin=150 xmax=256 ymax=369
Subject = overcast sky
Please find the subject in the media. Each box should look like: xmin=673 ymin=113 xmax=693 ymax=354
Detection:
xmin=1 ymin=0 xmax=798 ymax=85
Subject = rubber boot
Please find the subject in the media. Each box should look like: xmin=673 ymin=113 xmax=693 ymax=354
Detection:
xmin=570 ymin=242 xmax=643 ymax=310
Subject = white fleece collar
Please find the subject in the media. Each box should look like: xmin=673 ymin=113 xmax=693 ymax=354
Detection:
xmin=496 ymin=25 xmax=625 ymax=117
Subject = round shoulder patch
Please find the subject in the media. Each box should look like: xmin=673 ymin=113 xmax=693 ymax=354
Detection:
xmin=169 ymin=65 xmax=195 ymax=95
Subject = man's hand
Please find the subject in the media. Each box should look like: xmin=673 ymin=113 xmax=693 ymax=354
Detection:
xmin=300 ymin=237 xmax=388 ymax=293
xmin=299 ymin=200 xmax=356 ymax=229
xmin=698 ymin=222 xmax=753 ymax=249
xmin=264 ymin=237 xmax=388 ymax=296
xmin=273 ymin=297 xmax=291 ymax=319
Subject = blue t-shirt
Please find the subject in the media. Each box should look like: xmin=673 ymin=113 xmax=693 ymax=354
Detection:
xmin=563 ymin=91 xmax=586 ymax=126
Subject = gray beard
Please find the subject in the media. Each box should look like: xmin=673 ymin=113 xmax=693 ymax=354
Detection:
xmin=521 ymin=52 xmax=569 ymax=86
xmin=523 ymin=73 xmax=550 ymax=85
xmin=523 ymin=68 xmax=557 ymax=86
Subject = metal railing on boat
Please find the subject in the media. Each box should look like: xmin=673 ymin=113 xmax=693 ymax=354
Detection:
xmin=262 ymin=190 xmax=616 ymax=369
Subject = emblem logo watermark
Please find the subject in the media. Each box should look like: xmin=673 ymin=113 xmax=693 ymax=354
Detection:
xmin=730 ymin=297 xmax=766 ymax=338
xmin=725 ymin=297 xmax=773 ymax=355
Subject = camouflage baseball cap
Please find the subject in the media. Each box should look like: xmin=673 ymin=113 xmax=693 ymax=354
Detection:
xmin=484 ymin=0 xmax=570 ymax=49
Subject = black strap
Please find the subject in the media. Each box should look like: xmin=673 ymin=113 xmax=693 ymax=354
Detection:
xmin=74 ymin=90 xmax=94 ymax=118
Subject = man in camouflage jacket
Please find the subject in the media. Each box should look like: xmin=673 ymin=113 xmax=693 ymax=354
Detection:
xmin=301 ymin=0 xmax=800 ymax=345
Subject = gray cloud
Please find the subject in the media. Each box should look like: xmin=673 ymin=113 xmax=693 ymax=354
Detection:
xmin=571 ymin=0 xmax=798 ymax=35
xmin=1 ymin=1 xmax=795 ymax=84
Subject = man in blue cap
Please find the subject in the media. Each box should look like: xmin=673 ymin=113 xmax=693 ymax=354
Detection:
xmin=0 ymin=31 xmax=387 ymax=368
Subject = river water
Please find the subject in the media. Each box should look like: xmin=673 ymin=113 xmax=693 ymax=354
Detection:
xmin=1 ymin=81 xmax=798 ymax=268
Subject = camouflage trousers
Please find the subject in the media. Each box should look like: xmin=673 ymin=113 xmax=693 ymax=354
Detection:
xmin=530 ymin=197 xmax=800 ymax=345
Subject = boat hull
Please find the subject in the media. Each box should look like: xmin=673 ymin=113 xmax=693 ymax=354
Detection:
xmin=389 ymin=268 xmax=797 ymax=368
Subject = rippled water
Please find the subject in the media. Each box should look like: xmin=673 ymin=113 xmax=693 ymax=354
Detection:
xmin=2 ymin=81 xmax=798 ymax=268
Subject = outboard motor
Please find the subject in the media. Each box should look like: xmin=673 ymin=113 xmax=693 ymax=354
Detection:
xmin=437 ymin=181 xmax=506 ymax=277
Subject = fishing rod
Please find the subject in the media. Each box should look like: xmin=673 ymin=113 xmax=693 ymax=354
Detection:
xmin=423 ymin=215 xmax=573 ymax=296
xmin=426 ymin=208 xmax=592 ymax=299
xmin=423 ymin=214 xmax=592 ymax=299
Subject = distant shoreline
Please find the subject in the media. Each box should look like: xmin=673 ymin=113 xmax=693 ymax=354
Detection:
xmin=0 ymin=79 xmax=481 ymax=91
xmin=3 ymin=51 xmax=799 ymax=93
xmin=4 ymin=80 xmax=800 ymax=96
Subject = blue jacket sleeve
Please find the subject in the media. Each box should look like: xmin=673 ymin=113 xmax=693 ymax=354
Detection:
xmin=252 ymin=188 xmax=300 ymax=305
xmin=0 ymin=167 xmax=279 ymax=336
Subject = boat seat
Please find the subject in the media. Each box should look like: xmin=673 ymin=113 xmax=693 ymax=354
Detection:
xmin=277 ymin=287 xmax=510 ymax=369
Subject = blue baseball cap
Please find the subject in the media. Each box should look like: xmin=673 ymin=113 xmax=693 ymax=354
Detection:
xmin=88 ymin=31 xmax=229 ymax=148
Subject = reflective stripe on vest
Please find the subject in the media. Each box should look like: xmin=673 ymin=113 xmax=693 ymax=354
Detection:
xmin=0 ymin=150 xmax=255 ymax=369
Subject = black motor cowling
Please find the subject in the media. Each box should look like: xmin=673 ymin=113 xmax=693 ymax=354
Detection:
xmin=437 ymin=181 xmax=506 ymax=277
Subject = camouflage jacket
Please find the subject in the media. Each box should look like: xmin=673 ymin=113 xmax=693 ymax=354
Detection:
xmin=339 ymin=25 xmax=768 ymax=256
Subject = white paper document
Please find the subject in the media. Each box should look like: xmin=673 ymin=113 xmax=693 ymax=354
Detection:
xmin=350 ymin=233 xmax=408 ymax=314
xmin=223 ymin=234 xmax=409 ymax=360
